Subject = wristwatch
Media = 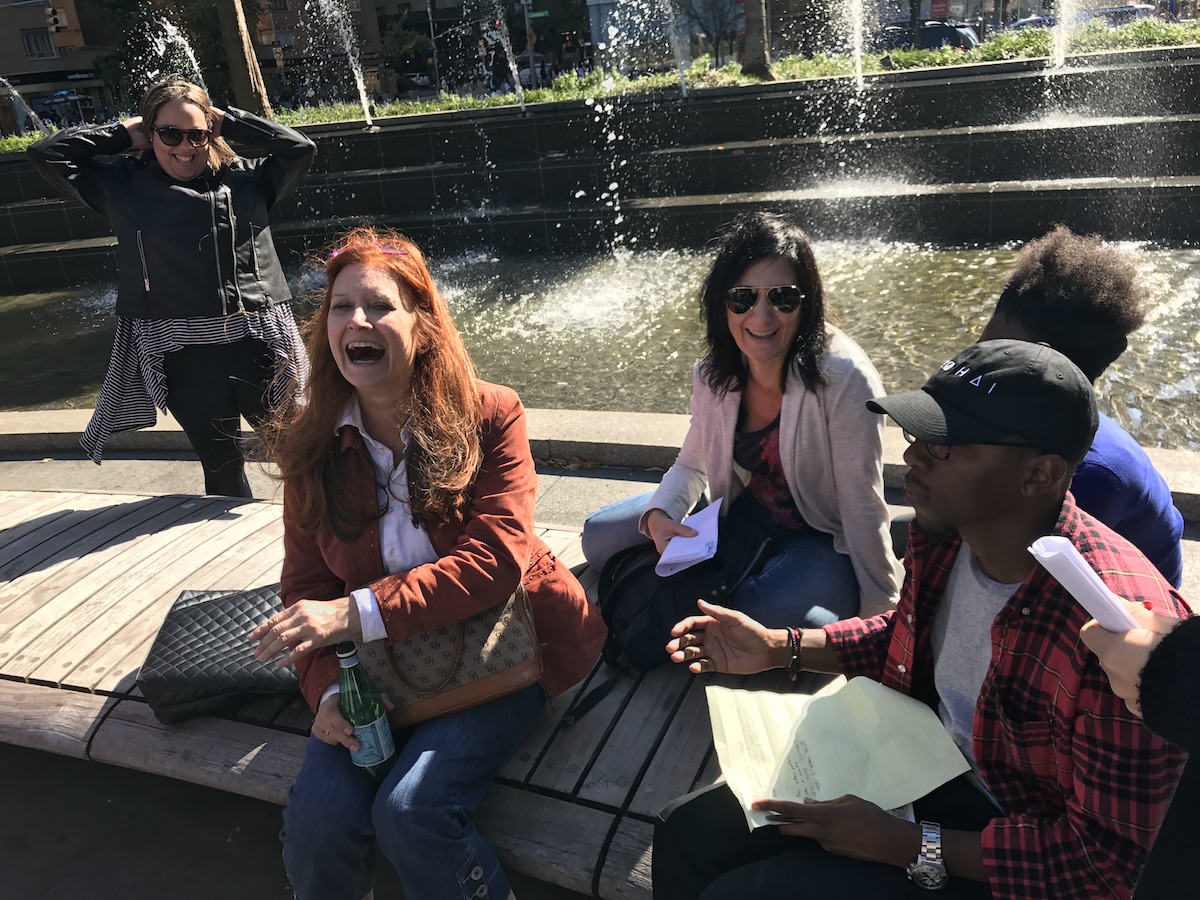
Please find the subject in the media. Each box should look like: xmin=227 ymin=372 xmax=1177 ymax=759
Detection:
xmin=907 ymin=821 xmax=949 ymax=890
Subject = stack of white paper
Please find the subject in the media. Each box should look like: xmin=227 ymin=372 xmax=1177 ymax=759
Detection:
xmin=655 ymin=498 xmax=722 ymax=577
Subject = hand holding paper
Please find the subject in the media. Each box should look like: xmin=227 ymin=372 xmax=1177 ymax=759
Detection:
xmin=655 ymin=498 xmax=722 ymax=577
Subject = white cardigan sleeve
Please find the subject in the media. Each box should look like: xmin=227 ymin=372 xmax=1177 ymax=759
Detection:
xmin=811 ymin=342 xmax=902 ymax=617
xmin=641 ymin=365 xmax=711 ymax=535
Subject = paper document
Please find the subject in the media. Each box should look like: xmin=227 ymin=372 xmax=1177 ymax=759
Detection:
xmin=1029 ymin=536 xmax=1140 ymax=633
xmin=706 ymin=677 xmax=970 ymax=830
xmin=655 ymin=497 xmax=722 ymax=576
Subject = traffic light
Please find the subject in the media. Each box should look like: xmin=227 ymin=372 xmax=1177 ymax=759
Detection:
xmin=46 ymin=7 xmax=68 ymax=32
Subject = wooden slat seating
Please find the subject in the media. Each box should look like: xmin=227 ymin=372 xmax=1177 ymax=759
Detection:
xmin=0 ymin=490 xmax=821 ymax=898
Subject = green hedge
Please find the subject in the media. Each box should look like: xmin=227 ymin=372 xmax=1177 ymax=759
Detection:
xmin=4 ymin=21 xmax=1199 ymax=142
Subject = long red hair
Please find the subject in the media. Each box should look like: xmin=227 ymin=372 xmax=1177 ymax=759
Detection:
xmin=267 ymin=227 xmax=481 ymax=538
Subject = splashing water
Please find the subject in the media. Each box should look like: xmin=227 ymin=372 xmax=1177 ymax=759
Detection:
xmin=153 ymin=17 xmax=207 ymax=91
xmin=1051 ymin=0 xmax=1082 ymax=69
xmin=0 ymin=75 xmax=49 ymax=135
xmin=308 ymin=0 xmax=373 ymax=125
xmin=486 ymin=3 xmax=526 ymax=113
xmin=842 ymin=0 xmax=866 ymax=91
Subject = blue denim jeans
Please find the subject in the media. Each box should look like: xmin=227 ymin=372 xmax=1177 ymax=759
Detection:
xmin=581 ymin=491 xmax=859 ymax=628
xmin=280 ymin=683 xmax=545 ymax=900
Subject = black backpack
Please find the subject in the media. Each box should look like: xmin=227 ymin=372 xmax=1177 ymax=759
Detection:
xmin=561 ymin=500 xmax=775 ymax=725
xmin=596 ymin=495 xmax=777 ymax=671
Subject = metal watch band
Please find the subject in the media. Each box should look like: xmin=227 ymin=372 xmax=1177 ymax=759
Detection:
xmin=920 ymin=820 xmax=943 ymax=862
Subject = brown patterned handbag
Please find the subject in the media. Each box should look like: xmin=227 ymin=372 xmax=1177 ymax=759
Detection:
xmin=354 ymin=585 xmax=542 ymax=727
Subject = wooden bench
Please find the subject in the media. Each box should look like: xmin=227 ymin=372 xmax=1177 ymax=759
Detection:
xmin=0 ymin=489 xmax=822 ymax=898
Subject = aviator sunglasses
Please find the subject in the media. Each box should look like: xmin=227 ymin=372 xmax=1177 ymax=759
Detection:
xmin=725 ymin=284 xmax=805 ymax=315
xmin=151 ymin=125 xmax=213 ymax=148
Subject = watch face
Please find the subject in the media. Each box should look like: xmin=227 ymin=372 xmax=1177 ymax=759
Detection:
xmin=908 ymin=861 xmax=949 ymax=890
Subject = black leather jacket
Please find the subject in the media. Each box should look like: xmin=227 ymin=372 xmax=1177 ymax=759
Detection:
xmin=28 ymin=107 xmax=315 ymax=319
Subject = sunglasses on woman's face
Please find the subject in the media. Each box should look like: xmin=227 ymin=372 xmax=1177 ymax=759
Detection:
xmin=151 ymin=125 xmax=212 ymax=148
xmin=725 ymin=284 xmax=805 ymax=315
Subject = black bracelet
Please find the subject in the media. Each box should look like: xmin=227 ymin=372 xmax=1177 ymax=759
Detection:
xmin=787 ymin=626 xmax=802 ymax=681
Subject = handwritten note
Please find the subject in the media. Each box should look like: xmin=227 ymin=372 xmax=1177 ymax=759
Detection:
xmin=707 ymin=677 xmax=969 ymax=830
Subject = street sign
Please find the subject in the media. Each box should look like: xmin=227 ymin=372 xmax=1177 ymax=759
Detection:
xmin=527 ymin=28 xmax=537 ymax=46
xmin=529 ymin=10 xmax=550 ymax=17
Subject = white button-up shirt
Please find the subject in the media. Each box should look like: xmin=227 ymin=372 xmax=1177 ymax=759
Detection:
xmin=322 ymin=398 xmax=439 ymax=705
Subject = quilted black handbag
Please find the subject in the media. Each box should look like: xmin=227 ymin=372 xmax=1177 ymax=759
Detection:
xmin=137 ymin=583 xmax=299 ymax=725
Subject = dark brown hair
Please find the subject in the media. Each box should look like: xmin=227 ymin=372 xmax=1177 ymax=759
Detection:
xmin=266 ymin=227 xmax=482 ymax=539
xmin=699 ymin=212 xmax=838 ymax=395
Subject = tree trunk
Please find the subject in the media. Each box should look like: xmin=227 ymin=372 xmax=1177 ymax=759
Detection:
xmin=741 ymin=0 xmax=774 ymax=80
xmin=215 ymin=0 xmax=272 ymax=116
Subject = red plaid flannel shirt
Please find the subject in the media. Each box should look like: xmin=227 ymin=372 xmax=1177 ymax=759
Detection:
xmin=823 ymin=493 xmax=1191 ymax=899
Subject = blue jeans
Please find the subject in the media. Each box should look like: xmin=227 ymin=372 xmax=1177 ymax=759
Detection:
xmin=582 ymin=491 xmax=859 ymax=628
xmin=280 ymin=683 xmax=545 ymax=900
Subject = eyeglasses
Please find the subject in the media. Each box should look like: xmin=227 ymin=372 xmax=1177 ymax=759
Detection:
xmin=725 ymin=285 xmax=805 ymax=315
xmin=901 ymin=430 xmax=1037 ymax=461
xmin=151 ymin=125 xmax=212 ymax=148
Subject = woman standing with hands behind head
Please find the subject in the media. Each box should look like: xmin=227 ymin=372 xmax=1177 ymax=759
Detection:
xmin=28 ymin=75 xmax=314 ymax=497
xmin=249 ymin=228 xmax=605 ymax=900
xmin=582 ymin=212 xmax=901 ymax=628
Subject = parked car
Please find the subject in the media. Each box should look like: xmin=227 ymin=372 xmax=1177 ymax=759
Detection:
xmin=1012 ymin=4 xmax=1153 ymax=28
xmin=403 ymin=72 xmax=431 ymax=88
xmin=876 ymin=20 xmax=980 ymax=51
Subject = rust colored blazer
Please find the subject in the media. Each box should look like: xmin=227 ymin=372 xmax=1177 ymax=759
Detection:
xmin=282 ymin=381 xmax=606 ymax=712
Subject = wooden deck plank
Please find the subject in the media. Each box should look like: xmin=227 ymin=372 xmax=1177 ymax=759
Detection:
xmin=578 ymin=665 xmax=694 ymax=809
xmin=0 ymin=679 xmax=119 ymax=760
xmin=0 ymin=491 xmax=83 ymax=532
xmin=0 ymin=496 xmax=214 ymax=614
xmin=1 ymin=499 xmax=262 ymax=681
xmin=0 ymin=494 xmax=92 ymax=556
xmin=476 ymin=783 xmax=613 ymax=898
xmin=0 ymin=490 xmax=35 ymax=525
xmin=32 ymin=503 xmax=283 ymax=690
xmin=0 ymin=498 xmax=221 ymax=664
xmin=540 ymin=526 xmax=584 ymax=559
xmin=527 ymin=666 xmax=641 ymax=800
xmin=88 ymin=520 xmax=288 ymax=695
xmin=597 ymin=817 xmax=654 ymax=900
xmin=86 ymin=518 xmax=288 ymax=695
xmin=0 ymin=493 xmax=117 ymax=568
xmin=496 ymin=669 xmax=592 ymax=784
xmin=627 ymin=677 xmax=715 ymax=818
xmin=88 ymin=698 xmax=308 ymax=805
xmin=0 ymin=495 xmax=182 ymax=587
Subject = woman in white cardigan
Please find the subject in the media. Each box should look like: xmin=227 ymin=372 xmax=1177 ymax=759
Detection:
xmin=582 ymin=213 xmax=900 ymax=624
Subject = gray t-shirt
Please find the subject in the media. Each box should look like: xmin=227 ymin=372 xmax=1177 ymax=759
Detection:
xmin=931 ymin=543 xmax=1022 ymax=808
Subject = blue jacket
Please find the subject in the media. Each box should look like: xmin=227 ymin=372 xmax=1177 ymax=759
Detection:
xmin=1071 ymin=413 xmax=1184 ymax=588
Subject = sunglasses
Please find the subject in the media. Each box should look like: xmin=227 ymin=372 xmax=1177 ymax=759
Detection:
xmin=151 ymin=125 xmax=212 ymax=148
xmin=901 ymin=430 xmax=1036 ymax=461
xmin=725 ymin=285 xmax=805 ymax=315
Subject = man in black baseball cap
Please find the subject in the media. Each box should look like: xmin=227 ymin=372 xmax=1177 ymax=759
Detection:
xmin=867 ymin=339 xmax=1098 ymax=544
xmin=655 ymin=337 xmax=1187 ymax=900
xmin=867 ymin=339 xmax=1099 ymax=466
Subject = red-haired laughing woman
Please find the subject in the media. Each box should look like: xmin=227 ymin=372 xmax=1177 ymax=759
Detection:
xmin=250 ymin=228 xmax=605 ymax=900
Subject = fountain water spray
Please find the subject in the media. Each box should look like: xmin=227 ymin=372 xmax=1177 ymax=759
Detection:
xmin=307 ymin=0 xmax=374 ymax=126
xmin=1051 ymin=0 xmax=1083 ymax=69
xmin=841 ymin=0 xmax=866 ymax=91
xmin=153 ymin=17 xmax=207 ymax=92
xmin=0 ymin=75 xmax=49 ymax=135
xmin=483 ymin=4 xmax=527 ymax=113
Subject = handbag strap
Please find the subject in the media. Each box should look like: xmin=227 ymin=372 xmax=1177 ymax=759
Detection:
xmin=384 ymin=620 xmax=467 ymax=698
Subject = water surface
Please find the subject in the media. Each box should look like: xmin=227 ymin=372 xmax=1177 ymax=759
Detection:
xmin=4 ymin=243 xmax=1196 ymax=450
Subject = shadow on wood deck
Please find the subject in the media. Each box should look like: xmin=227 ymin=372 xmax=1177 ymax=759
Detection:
xmin=0 ymin=490 xmax=822 ymax=898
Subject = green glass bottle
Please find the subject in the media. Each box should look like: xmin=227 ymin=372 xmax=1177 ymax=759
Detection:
xmin=335 ymin=641 xmax=396 ymax=781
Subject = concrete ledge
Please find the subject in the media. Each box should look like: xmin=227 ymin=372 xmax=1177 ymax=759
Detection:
xmin=1 ymin=407 xmax=1196 ymax=524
